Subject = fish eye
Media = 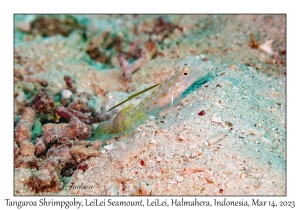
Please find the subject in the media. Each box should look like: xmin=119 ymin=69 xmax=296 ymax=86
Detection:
xmin=182 ymin=67 xmax=190 ymax=76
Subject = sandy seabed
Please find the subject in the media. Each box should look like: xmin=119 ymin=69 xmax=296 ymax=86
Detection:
xmin=14 ymin=14 xmax=286 ymax=195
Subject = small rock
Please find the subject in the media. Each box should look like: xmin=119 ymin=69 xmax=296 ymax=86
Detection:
xmin=189 ymin=143 xmax=197 ymax=149
xmin=240 ymin=173 xmax=246 ymax=180
xmin=27 ymin=170 xmax=55 ymax=192
xmin=191 ymin=148 xmax=204 ymax=157
xmin=149 ymin=139 xmax=157 ymax=144
xmin=178 ymin=135 xmax=187 ymax=141
xmin=104 ymin=144 xmax=114 ymax=151
xmin=224 ymin=161 xmax=236 ymax=173
xmin=16 ymin=91 xmax=26 ymax=104
xmin=258 ymin=39 xmax=274 ymax=55
xmin=252 ymin=178 xmax=261 ymax=188
xmin=61 ymin=89 xmax=73 ymax=99
xmin=91 ymin=140 xmax=103 ymax=150
xmin=106 ymin=186 xmax=118 ymax=195
xmin=180 ymin=164 xmax=211 ymax=175
xmin=20 ymin=141 xmax=35 ymax=156
xmin=43 ymin=116 xmax=91 ymax=143
xmin=27 ymin=158 xmax=62 ymax=193
xmin=175 ymin=175 xmax=184 ymax=182
xmin=31 ymin=89 xmax=55 ymax=114
xmin=17 ymin=21 xmax=31 ymax=32
xmin=19 ymin=156 xmax=41 ymax=169
xmin=76 ymin=171 xmax=84 ymax=180
xmin=208 ymin=130 xmax=229 ymax=146
xmin=46 ymin=144 xmax=77 ymax=176
xmin=212 ymin=113 xmax=222 ymax=123
xmin=77 ymin=162 xmax=88 ymax=172
xmin=14 ymin=107 xmax=35 ymax=145
xmin=35 ymin=135 xmax=47 ymax=155
xmin=43 ymin=123 xmax=68 ymax=143
xmin=70 ymin=145 xmax=100 ymax=163
xmin=139 ymin=181 xmax=152 ymax=195
xmin=149 ymin=115 xmax=155 ymax=120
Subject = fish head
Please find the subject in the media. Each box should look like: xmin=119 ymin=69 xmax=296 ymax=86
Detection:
xmin=171 ymin=66 xmax=200 ymax=95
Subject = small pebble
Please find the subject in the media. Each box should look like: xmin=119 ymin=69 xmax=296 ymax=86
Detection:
xmin=240 ymin=173 xmax=246 ymax=180
xmin=104 ymin=144 xmax=114 ymax=151
xmin=149 ymin=115 xmax=155 ymax=120
xmin=191 ymin=148 xmax=204 ymax=157
xmin=20 ymin=141 xmax=35 ymax=156
xmin=139 ymin=181 xmax=152 ymax=195
xmin=92 ymin=141 xmax=103 ymax=150
xmin=225 ymin=161 xmax=236 ymax=169
xmin=178 ymin=135 xmax=187 ymax=141
xmin=61 ymin=89 xmax=73 ymax=99
xmin=189 ymin=143 xmax=197 ymax=149
xmin=106 ymin=186 xmax=118 ymax=195
xmin=149 ymin=139 xmax=157 ymax=144
xmin=16 ymin=91 xmax=26 ymax=104
xmin=77 ymin=162 xmax=88 ymax=172
xmin=253 ymin=179 xmax=261 ymax=188
xmin=224 ymin=161 xmax=236 ymax=173
xmin=76 ymin=171 xmax=84 ymax=180
xmin=175 ymin=175 xmax=184 ymax=182
xmin=212 ymin=113 xmax=222 ymax=123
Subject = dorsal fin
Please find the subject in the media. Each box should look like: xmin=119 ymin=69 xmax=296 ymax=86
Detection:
xmin=107 ymin=83 xmax=161 ymax=112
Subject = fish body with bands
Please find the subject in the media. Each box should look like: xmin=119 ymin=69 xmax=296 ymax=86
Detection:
xmin=94 ymin=65 xmax=204 ymax=140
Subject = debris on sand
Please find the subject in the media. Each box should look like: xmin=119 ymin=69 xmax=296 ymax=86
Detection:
xmin=118 ymin=39 xmax=157 ymax=81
